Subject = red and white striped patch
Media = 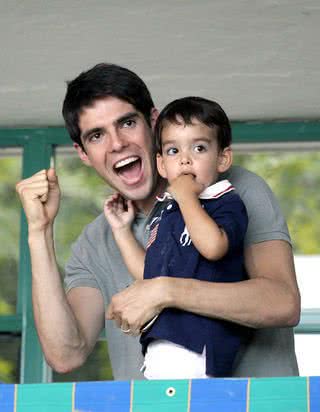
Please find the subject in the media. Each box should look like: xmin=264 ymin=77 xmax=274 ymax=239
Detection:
xmin=147 ymin=223 xmax=159 ymax=249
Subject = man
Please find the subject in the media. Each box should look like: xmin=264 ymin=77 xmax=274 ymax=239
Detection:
xmin=16 ymin=63 xmax=300 ymax=380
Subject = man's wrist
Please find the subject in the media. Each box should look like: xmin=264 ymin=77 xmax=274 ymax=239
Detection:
xmin=153 ymin=276 xmax=175 ymax=310
xmin=28 ymin=223 xmax=54 ymax=245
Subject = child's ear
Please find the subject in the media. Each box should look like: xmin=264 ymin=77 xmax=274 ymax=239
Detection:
xmin=217 ymin=146 xmax=233 ymax=173
xmin=74 ymin=143 xmax=92 ymax=166
xmin=156 ymin=153 xmax=168 ymax=179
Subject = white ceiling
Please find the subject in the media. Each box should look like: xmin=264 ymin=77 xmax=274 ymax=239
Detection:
xmin=0 ymin=0 xmax=319 ymax=127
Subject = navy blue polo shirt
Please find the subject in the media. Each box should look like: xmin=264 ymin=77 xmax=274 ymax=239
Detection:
xmin=140 ymin=180 xmax=251 ymax=377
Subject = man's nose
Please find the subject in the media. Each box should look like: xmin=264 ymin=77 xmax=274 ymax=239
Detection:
xmin=107 ymin=131 xmax=128 ymax=152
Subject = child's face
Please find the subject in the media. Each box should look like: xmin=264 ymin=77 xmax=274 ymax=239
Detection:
xmin=156 ymin=118 xmax=232 ymax=188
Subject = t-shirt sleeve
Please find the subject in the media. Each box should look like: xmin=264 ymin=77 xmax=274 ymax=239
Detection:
xmin=64 ymin=230 xmax=100 ymax=293
xmin=230 ymin=167 xmax=291 ymax=247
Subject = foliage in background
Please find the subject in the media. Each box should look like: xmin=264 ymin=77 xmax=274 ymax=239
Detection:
xmin=234 ymin=151 xmax=320 ymax=254
xmin=55 ymin=155 xmax=113 ymax=268
xmin=0 ymin=157 xmax=22 ymax=382
xmin=0 ymin=158 xmax=21 ymax=317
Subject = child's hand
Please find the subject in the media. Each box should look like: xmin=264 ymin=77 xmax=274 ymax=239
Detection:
xmin=168 ymin=174 xmax=204 ymax=203
xmin=104 ymin=193 xmax=135 ymax=232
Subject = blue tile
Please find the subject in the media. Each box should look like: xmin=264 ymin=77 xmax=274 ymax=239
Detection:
xmin=0 ymin=384 xmax=15 ymax=412
xmin=75 ymin=381 xmax=131 ymax=412
xmin=190 ymin=378 xmax=248 ymax=412
xmin=309 ymin=376 xmax=320 ymax=411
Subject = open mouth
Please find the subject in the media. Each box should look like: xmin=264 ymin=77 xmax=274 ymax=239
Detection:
xmin=113 ymin=156 xmax=143 ymax=184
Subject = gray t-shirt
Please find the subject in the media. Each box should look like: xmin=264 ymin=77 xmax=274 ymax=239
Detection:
xmin=64 ymin=165 xmax=299 ymax=379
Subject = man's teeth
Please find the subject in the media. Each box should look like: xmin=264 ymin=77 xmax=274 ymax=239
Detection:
xmin=114 ymin=156 xmax=139 ymax=169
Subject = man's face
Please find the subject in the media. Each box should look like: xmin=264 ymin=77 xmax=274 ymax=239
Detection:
xmin=75 ymin=97 xmax=158 ymax=203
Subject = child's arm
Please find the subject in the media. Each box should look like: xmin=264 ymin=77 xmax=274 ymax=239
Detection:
xmin=104 ymin=193 xmax=145 ymax=280
xmin=168 ymin=175 xmax=229 ymax=260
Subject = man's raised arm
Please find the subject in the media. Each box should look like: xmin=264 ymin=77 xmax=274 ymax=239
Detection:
xmin=16 ymin=169 xmax=104 ymax=373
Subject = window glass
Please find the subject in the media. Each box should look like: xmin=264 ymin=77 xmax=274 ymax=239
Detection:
xmin=295 ymin=334 xmax=320 ymax=376
xmin=0 ymin=335 xmax=21 ymax=383
xmin=234 ymin=149 xmax=320 ymax=376
xmin=294 ymin=255 xmax=320 ymax=309
xmin=0 ymin=149 xmax=22 ymax=383
xmin=233 ymin=150 xmax=320 ymax=307
xmin=54 ymin=150 xmax=112 ymax=271
xmin=0 ymin=150 xmax=22 ymax=316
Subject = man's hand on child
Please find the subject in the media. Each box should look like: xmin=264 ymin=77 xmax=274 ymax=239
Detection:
xmin=106 ymin=278 xmax=166 ymax=336
xmin=104 ymin=193 xmax=135 ymax=231
xmin=168 ymin=174 xmax=204 ymax=203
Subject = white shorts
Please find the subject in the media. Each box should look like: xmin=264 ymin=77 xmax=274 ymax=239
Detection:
xmin=142 ymin=340 xmax=210 ymax=380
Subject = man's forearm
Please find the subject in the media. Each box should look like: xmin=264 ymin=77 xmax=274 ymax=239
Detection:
xmin=29 ymin=226 xmax=89 ymax=372
xmin=163 ymin=276 xmax=297 ymax=329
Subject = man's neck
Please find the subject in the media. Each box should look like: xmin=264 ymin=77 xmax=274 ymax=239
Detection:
xmin=134 ymin=177 xmax=167 ymax=215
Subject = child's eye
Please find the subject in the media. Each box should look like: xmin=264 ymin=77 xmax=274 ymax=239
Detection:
xmin=166 ymin=147 xmax=178 ymax=155
xmin=194 ymin=145 xmax=206 ymax=153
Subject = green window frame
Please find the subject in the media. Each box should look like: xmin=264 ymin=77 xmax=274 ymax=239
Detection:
xmin=0 ymin=121 xmax=319 ymax=383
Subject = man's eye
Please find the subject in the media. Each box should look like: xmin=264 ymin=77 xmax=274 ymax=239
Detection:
xmin=89 ymin=132 xmax=101 ymax=142
xmin=123 ymin=119 xmax=136 ymax=128
xmin=166 ymin=147 xmax=178 ymax=155
xmin=194 ymin=145 xmax=206 ymax=153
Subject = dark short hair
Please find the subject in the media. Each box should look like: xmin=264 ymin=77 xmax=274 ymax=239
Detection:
xmin=154 ymin=96 xmax=232 ymax=153
xmin=62 ymin=63 xmax=155 ymax=147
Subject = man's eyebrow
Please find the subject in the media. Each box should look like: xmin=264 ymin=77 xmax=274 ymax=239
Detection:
xmin=81 ymin=127 xmax=104 ymax=143
xmin=80 ymin=111 xmax=139 ymax=142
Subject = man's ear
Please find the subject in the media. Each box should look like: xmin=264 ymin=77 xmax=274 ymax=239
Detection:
xmin=156 ymin=153 xmax=168 ymax=179
xmin=150 ymin=108 xmax=159 ymax=131
xmin=73 ymin=143 xmax=92 ymax=166
xmin=217 ymin=146 xmax=233 ymax=173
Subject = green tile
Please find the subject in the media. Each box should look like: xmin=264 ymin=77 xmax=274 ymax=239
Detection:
xmin=132 ymin=380 xmax=190 ymax=412
xmin=249 ymin=377 xmax=308 ymax=412
xmin=16 ymin=382 xmax=73 ymax=412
